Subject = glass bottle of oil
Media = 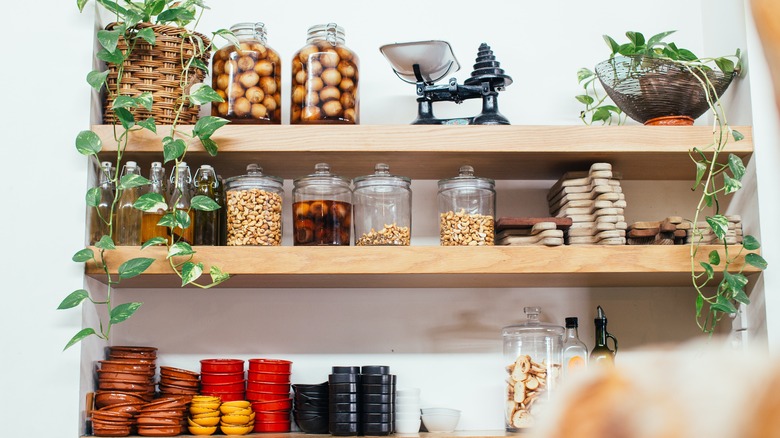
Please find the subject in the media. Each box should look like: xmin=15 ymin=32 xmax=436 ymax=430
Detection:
xmin=169 ymin=161 xmax=194 ymax=244
xmin=115 ymin=161 xmax=143 ymax=245
xmin=141 ymin=162 xmax=169 ymax=243
xmin=89 ymin=161 xmax=115 ymax=245
xmin=562 ymin=317 xmax=588 ymax=380
xmin=590 ymin=306 xmax=618 ymax=367
xmin=194 ymin=164 xmax=220 ymax=245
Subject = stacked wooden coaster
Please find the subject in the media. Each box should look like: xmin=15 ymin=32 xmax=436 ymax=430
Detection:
xmin=627 ymin=217 xmax=688 ymax=245
xmin=548 ymin=163 xmax=627 ymax=245
xmin=495 ymin=217 xmax=572 ymax=246
xmin=686 ymin=215 xmax=743 ymax=245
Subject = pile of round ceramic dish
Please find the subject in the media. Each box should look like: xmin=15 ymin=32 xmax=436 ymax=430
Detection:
xmin=293 ymin=381 xmax=330 ymax=433
xmin=247 ymin=359 xmax=293 ymax=433
xmin=421 ymin=407 xmax=461 ymax=433
xmin=395 ymin=388 xmax=422 ymax=434
xmin=359 ymin=366 xmax=396 ymax=436
xmin=135 ymin=396 xmax=189 ymax=436
xmin=158 ymin=366 xmax=200 ymax=400
xmin=187 ymin=395 xmax=221 ymax=436
xmin=219 ymin=400 xmax=255 ymax=435
xmin=200 ymin=359 xmax=245 ymax=401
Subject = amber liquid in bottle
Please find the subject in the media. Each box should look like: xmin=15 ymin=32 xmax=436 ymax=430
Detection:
xmin=193 ymin=165 xmax=219 ymax=246
xmin=141 ymin=162 xmax=169 ymax=243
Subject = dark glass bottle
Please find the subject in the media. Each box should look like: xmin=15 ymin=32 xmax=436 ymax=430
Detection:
xmin=590 ymin=306 xmax=618 ymax=367
xmin=193 ymin=165 xmax=219 ymax=245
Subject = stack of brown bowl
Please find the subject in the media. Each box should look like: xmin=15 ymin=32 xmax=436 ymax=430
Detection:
xmin=135 ymin=396 xmax=189 ymax=436
xmin=91 ymin=410 xmax=134 ymax=437
xmin=159 ymin=366 xmax=200 ymax=400
xmin=97 ymin=346 xmax=157 ymax=402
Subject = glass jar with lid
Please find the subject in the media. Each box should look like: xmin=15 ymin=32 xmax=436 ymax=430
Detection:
xmin=502 ymin=307 xmax=564 ymax=430
xmin=224 ymin=164 xmax=283 ymax=246
xmin=212 ymin=22 xmax=281 ymax=124
xmin=292 ymin=163 xmax=352 ymax=245
xmin=353 ymin=163 xmax=412 ymax=246
xmin=291 ymin=23 xmax=359 ymax=124
xmin=437 ymin=165 xmax=495 ymax=246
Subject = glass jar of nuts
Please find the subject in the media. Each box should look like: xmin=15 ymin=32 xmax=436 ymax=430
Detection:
xmin=437 ymin=165 xmax=495 ymax=246
xmin=212 ymin=22 xmax=281 ymax=124
xmin=224 ymin=164 xmax=283 ymax=246
xmin=502 ymin=307 xmax=563 ymax=431
xmin=353 ymin=164 xmax=412 ymax=246
xmin=292 ymin=163 xmax=352 ymax=245
xmin=291 ymin=23 xmax=359 ymax=124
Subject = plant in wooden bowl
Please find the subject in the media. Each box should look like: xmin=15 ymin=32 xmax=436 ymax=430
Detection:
xmin=58 ymin=0 xmax=237 ymax=350
xmin=576 ymin=31 xmax=767 ymax=333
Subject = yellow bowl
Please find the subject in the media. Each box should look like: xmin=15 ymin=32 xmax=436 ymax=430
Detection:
xmin=220 ymin=400 xmax=250 ymax=408
xmin=192 ymin=410 xmax=220 ymax=419
xmin=191 ymin=401 xmax=221 ymax=410
xmin=188 ymin=425 xmax=218 ymax=436
xmin=220 ymin=405 xmax=249 ymax=415
xmin=220 ymin=424 xmax=252 ymax=435
xmin=192 ymin=395 xmax=221 ymax=403
xmin=190 ymin=406 xmax=219 ymax=415
xmin=221 ymin=414 xmax=251 ymax=425
xmin=189 ymin=416 xmax=220 ymax=427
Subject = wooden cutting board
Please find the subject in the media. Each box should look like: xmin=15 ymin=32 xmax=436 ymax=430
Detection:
xmin=495 ymin=217 xmax=573 ymax=232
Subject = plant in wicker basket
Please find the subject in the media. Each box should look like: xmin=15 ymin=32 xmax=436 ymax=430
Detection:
xmin=59 ymin=0 xmax=239 ymax=350
xmin=576 ymin=31 xmax=767 ymax=333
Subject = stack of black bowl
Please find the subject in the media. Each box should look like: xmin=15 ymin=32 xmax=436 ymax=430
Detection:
xmin=360 ymin=366 xmax=395 ymax=436
xmin=329 ymin=366 xmax=360 ymax=436
xmin=292 ymin=382 xmax=329 ymax=433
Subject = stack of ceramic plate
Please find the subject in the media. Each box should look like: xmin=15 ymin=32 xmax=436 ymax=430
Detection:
xmin=219 ymin=400 xmax=255 ymax=435
xmin=547 ymin=163 xmax=627 ymax=245
xmin=294 ymin=381 xmax=330 ymax=434
xmin=247 ymin=359 xmax=293 ymax=433
xmin=187 ymin=395 xmax=221 ymax=436
xmin=91 ymin=409 xmax=134 ymax=437
xmin=158 ymin=366 xmax=200 ymax=400
xmin=359 ymin=365 xmax=395 ymax=436
xmin=328 ymin=366 xmax=360 ymax=436
xmin=394 ymin=388 xmax=421 ymax=434
xmin=135 ymin=396 xmax=188 ymax=437
xmin=686 ymin=215 xmax=743 ymax=245
xmin=200 ymin=359 xmax=245 ymax=402
xmin=95 ymin=346 xmax=157 ymax=413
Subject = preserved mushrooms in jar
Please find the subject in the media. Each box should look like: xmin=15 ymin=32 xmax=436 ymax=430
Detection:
xmin=291 ymin=23 xmax=359 ymax=124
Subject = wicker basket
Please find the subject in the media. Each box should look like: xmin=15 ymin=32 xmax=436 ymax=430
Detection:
xmin=595 ymin=55 xmax=735 ymax=125
xmin=103 ymin=23 xmax=211 ymax=125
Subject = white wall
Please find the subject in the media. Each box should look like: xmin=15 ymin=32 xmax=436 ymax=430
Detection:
xmin=6 ymin=0 xmax=779 ymax=436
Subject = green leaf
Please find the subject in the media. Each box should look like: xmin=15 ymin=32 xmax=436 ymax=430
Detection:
xmin=95 ymin=235 xmax=116 ymax=250
xmin=156 ymin=7 xmax=195 ymax=25
xmin=189 ymin=85 xmax=223 ymax=105
xmin=575 ymin=94 xmax=594 ymax=105
xmin=72 ymin=248 xmax=94 ymax=263
xmin=135 ymin=92 xmax=154 ymax=111
xmin=626 ymin=31 xmax=645 ymax=47
xmin=577 ymin=67 xmax=594 ymax=83
xmin=709 ymin=250 xmax=721 ymax=266
xmin=86 ymin=187 xmax=101 ymax=207
xmin=704 ymin=193 xmax=713 ymax=208
xmin=201 ymin=137 xmax=218 ymax=157
xmin=714 ymin=57 xmax=735 ymax=75
xmin=734 ymin=288 xmax=751 ymax=305
xmin=77 ymin=0 xmax=89 ymax=12
xmin=213 ymin=28 xmax=239 ymax=48
xmin=96 ymin=47 xmax=125 ymax=65
xmin=118 ymin=257 xmax=156 ymax=279
xmin=134 ymin=193 xmax=167 ymax=212
xmin=168 ymin=242 xmax=195 ymax=259
xmin=711 ymin=295 xmax=738 ymax=314
xmin=162 ymin=137 xmax=187 ymax=163
xmin=602 ymin=35 xmax=620 ymax=55
xmin=63 ymin=328 xmax=97 ymax=351
xmin=136 ymin=27 xmax=156 ymax=45
xmin=157 ymin=213 xmax=178 ymax=228
xmin=591 ymin=107 xmax=611 ymax=123
xmin=97 ymin=29 xmax=121 ymax=53
xmin=86 ymin=70 xmax=109 ymax=91
xmin=743 ymin=235 xmax=761 ymax=251
xmin=193 ymin=116 xmax=229 ymax=139
xmin=114 ymin=107 xmax=135 ymax=129
xmin=695 ymin=294 xmax=704 ymax=318
xmin=706 ymin=215 xmax=730 ymax=240
xmin=723 ymin=174 xmax=742 ymax=195
xmin=746 ymin=253 xmax=768 ymax=270
xmin=732 ymin=130 xmax=745 ymax=141
xmin=57 ymin=290 xmax=90 ymax=310
xmin=210 ymin=265 xmax=230 ymax=284
xmin=728 ymin=154 xmax=746 ymax=181
xmin=174 ymin=209 xmax=191 ymax=229
xmin=677 ymin=48 xmax=699 ymax=62
xmin=147 ymin=0 xmax=166 ymax=17
xmin=137 ymin=117 xmax=157 ymax=133
xmin=181 ymin=262 xmax=204 ymax=285
xmin=191 ymin=195 xmax=221 ymax=211
xmin=110 ymin=302 xmax=143 ymax=324
xmin=119 ymin=174 xmax=150 ymax=190
xmin=141 ymin=237 xmax=168 ymax=250
xmin=190 ymin=58 xmax=209 ymax=72
xmin=700 ymin=262 xmax=714 ymax=280
xmin=112 ymin=95 xmax=137 ymax=109
xmin=76 ymin=130 xmax=102 ymax=156
xmin=724 ymin=271 xmax=749 ymax=292
xmin=647 ymin=30 xmax=676 ymax=47
xmin=694 ymin=161 xmax=706 ymax=188
xmin=617 ymin=43 xmax=638 ymax=56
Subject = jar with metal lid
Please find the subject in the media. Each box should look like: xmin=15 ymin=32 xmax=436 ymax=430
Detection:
xmin=292 ymin=163 xmax=352 ymax=245
xmin=291 ymin=23 xmax=359 ymax=124
xmin=212 ymin=22 xmax=281 ymax=124
xmin=437 ymin=165 xmax=495 ymax=246
xmin=353 ymin=163 xmax=412 ymax=246
xmin=224 ymin=164 xmax=283 ymax=246
xmin=502 ymin=307 xmax=564 ymax=430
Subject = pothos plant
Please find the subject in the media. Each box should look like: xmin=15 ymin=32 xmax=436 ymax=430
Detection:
xmin=58 ymin=0 xmax=239 ymax=350
xmin=575 ymin=31 xmax=768 ymax=333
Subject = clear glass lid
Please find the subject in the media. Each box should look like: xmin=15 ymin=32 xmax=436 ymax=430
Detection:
xmin=353 ymin=163 xmax=411 ymax=189
xmin=438 ymin=165 xmax=495 ymax=191
xmin=502 ymin=307 xmax=565 ymax=339
xmin=225 ymin=163 xmax=283 ymax=191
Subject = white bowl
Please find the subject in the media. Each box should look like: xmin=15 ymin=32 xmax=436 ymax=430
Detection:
xmin=395 ymin=411 xmax=421 ymax=420
xmin=421 ymin=412 xmax=460 ymax=433
xmin=395 ymin=417 xmax=422 ymax=434
xmin=395 ymin=404 xmax=422 ymax=413
xmin=421 ymin=407 xmax=461 ymax=416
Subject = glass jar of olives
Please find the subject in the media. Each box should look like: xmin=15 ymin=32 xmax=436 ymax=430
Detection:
xmin=353 ymin=164 xmax=412 ymax=246
xmin=292 ymin=163 xmax=352 ymax=245
xmin=291 ymin=23 xmax=359 ymax=124
xmin=212 ymin=22 xmax=281 ymax=124
xmin=437 ymin=165 xmax=496 ymax=246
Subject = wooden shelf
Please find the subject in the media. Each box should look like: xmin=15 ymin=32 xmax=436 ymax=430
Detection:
xmin=85 ymin=245 xmax=760 ymax=289
xmin=93 ymin=125 xmax=754 ymax=180
xmin=82 ymin=432 xmax=519 ymax=438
